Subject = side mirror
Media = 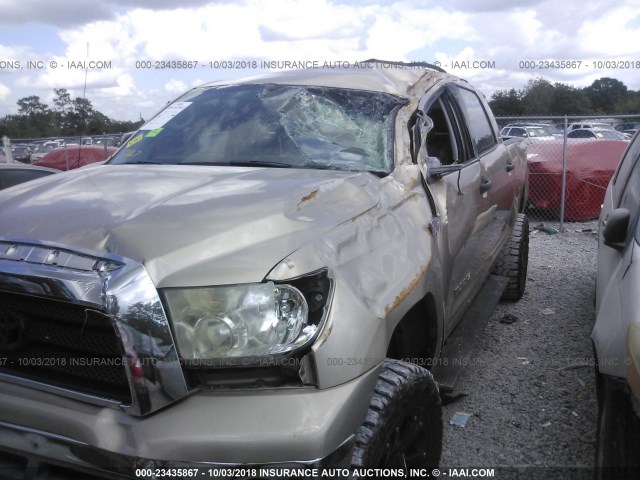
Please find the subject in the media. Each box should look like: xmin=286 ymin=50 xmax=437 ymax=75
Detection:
xmin=418 ymin=154 xmax=442 ymax=179
xmin=603 ymin=208 xmax=630 ymax=250
xmin=417 ymin=152 xmax=464 ymax=180
xmin=427 ymin=157 xmax=462 ymax=180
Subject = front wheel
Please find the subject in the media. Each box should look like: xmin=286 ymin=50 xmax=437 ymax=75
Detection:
xmin=351 ymin=359 xmax=442 ymax=470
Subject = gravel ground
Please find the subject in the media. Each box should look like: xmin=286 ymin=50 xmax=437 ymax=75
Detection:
xmin=440 ymin=219 xmax=599 ymax=478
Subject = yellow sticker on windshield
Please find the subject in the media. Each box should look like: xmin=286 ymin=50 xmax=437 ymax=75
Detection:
xmin=127 ymin=133 xmax=143 ymax=148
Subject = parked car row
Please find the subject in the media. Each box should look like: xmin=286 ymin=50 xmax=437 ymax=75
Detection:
xmin=2 ymin=143 xmax=116 ymax=167
xmin=1 ymin=135 xmax=129 ymax=164
xmin=33 ymin=145 xmax=117 ymax=170
xmin=561 ymin=122 xmax=635 ymax=139
xmin=501 ymin=122 xmax=632 ymax=141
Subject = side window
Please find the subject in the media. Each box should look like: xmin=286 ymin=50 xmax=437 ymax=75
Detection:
xmin=424 ymin=93 xmax=473 ymax=166
xmin=454 ymin=87 xmax=497 ymax=155
xmin=511 ymin=128 xmax=526 ymax=137
xmin=424 ymin=98 xmax=457 ymax=165
xmin=569 ymin=130 xmax=589 ymax=138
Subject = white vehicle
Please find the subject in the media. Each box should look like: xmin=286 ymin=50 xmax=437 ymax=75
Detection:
xmin=593 ymin=131 xmax=640 ymax=476
xmin=42 ymin=140 xmax=64 ymax=149
xmin=567 ymin=128 xmax=628 ymax=140
xmin=500 ymin=125 xmax=556 ymax=141
xmin=567 ymin=122 xmax=615 ymax=131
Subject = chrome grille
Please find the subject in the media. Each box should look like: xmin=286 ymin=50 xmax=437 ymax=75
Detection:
xmin=0 ymin=238 xmax=189 ymax=416
xmin=0 ymin=291 xmax=131 ymax=403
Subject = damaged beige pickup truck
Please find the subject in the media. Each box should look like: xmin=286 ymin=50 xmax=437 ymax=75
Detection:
xmin=0 ymin=62 xmax=528 ymax=478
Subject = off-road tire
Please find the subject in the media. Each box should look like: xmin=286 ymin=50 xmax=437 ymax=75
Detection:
xmin=492 ymin=213 xmax=529 ymax=301
xmin=594 ymin=373 xmax=640 ymax=480
xmin=351 ymin=359 xmax=442 ymax=470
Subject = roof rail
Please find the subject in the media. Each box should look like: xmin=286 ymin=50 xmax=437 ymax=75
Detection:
xmin=362 ymin=58 xmax=447 ymax=73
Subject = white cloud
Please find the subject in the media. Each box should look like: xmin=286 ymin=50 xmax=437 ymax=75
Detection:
xmin=53 ymin=0 xmax=481 ymax=68
xmin=257 ymin=0 xmax=366 ymax=41
xmin=0 ymin=82 xmax=10 ymax=100
xmin=15 ymin=62 xmax=127 ymax=91
xmin=578 ymin=7 xmax=640 ymax=56
xmin=2 ymin=0 xmax=640 ymax=120
xmin=164 ymin=79 xmax=188 ymax=94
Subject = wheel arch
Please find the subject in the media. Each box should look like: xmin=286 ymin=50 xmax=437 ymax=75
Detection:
xmin=386 ymin=292 xmax=442 ymax=367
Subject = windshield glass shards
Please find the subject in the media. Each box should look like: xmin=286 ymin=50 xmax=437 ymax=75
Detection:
xmin=109 ymin=84 xmax=407 ymax=173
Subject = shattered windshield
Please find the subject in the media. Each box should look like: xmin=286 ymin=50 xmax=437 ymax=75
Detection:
xmin=109 ymin=84 xmax=407 ymax=173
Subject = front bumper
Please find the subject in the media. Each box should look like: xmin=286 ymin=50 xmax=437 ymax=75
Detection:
xmin=0 ymin=366 xmax=380 ymax=479
xmin=0 ymin=421 xmax=354 ymax=480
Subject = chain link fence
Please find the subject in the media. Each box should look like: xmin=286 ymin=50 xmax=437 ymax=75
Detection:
xmin=496 ymin=114 xmax=640 ymax=232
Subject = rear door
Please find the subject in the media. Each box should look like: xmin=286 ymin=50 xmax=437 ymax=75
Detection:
xmin=452 ymin=86 xmax=514 ymax=264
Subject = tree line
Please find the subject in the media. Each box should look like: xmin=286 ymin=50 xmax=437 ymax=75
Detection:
xmin=489 ymin=77 xmax=640 ymax=116
xmin=1 ymin=77 xmax=638 ymax=138
xmin=0 ymin=89 xmax=145 ymax=139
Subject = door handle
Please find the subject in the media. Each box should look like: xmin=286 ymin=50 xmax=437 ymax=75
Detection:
xmin=480 ymin=178 xmax=492 ymax=194
xmin=506 ymin=162 xmax=515 ymax=172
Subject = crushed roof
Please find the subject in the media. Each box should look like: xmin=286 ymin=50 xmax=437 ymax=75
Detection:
xmin=201 ymin=63 xmax=447 ymax=98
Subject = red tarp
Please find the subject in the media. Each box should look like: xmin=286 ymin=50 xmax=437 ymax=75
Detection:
xmin=34 ymin=146 xmax=117 ymax=171
xmin=527 ymin=139 xmax=629 ymax=221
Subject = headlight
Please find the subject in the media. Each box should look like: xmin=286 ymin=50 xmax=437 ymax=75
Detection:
xmin=163 ymin=281 xmax=322 ymax=366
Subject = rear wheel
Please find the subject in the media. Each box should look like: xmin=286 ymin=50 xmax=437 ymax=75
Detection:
xmin=351 ymin=359 xmax=442 ymax=470
xmin=492 ymin=213 xmax=529 ymax=301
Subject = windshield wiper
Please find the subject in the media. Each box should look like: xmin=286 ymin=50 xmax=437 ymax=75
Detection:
xmin=181 ymin=161 xmax=292 ymax=168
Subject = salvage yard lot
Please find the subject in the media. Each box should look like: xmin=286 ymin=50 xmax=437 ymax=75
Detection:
xmin=441 ymin=221 xmax=598 ymax=475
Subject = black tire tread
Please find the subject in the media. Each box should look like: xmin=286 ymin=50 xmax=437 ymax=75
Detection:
xmin=492 ymin=213 xmax=529 ymax=301
xmin=351 ymin=359 xmax=442 ymax=470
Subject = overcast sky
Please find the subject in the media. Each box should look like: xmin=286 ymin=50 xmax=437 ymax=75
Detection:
xmin=0 ymin=0 xmax=639 ymax=122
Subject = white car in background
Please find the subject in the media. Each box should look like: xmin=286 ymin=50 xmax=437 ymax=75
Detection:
xmin=567 ymin=128 xmax=628 ymax=140
xmin=568 ymin=122 xmax=615 ymax=131
xmin=500 ymin=124 xmax=556 ymax=141
xmin=28 ymin=144 xmax=54 ymax=163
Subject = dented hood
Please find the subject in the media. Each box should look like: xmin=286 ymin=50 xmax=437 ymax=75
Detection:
xmin=0 ymin=165 xmax=379 ymax=287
